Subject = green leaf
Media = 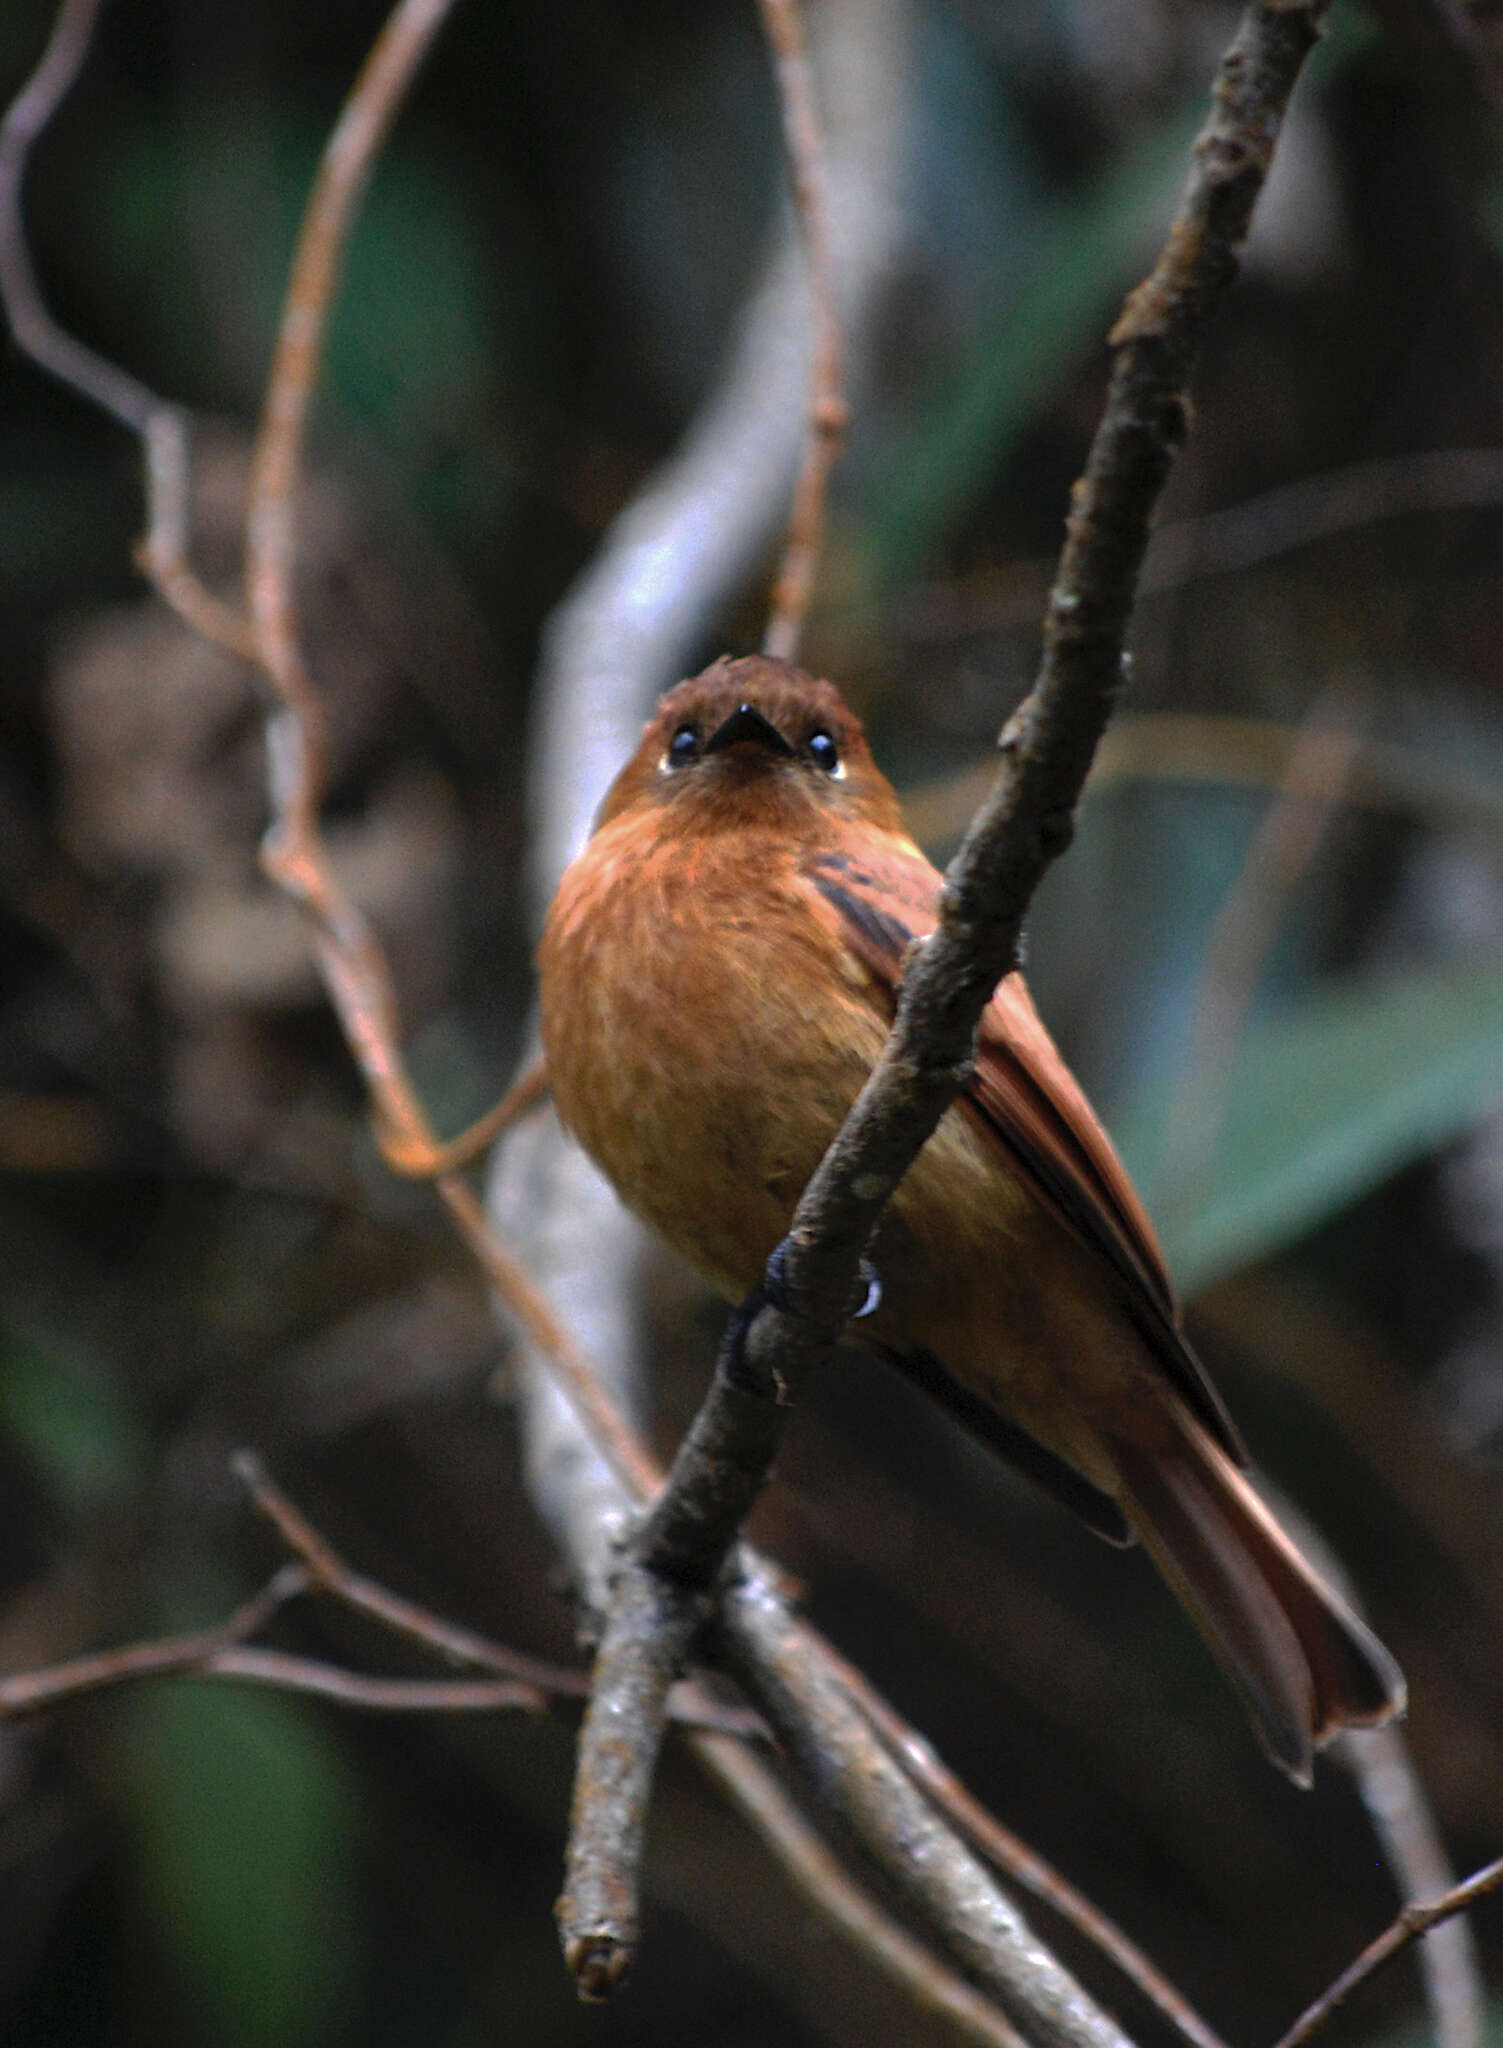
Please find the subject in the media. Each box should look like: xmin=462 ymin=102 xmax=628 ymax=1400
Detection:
xmin=118 ymin=1683 xmax=362 ymax=2048
xmin=1111 ymin=958 xmax=1503 ymax=1295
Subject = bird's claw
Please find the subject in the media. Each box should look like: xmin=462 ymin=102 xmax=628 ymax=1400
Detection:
xmin=761 ymin=1239 xmax=880 ymax=1324
xmin=852 ymin=1259 xmax=882 ymax=1320
xmin=720 ymin=1246 xmax=882 ymax=1402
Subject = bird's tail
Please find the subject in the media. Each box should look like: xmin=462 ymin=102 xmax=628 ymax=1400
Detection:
xmin=1103 ymin=1419 xmax=1405 ymax=1784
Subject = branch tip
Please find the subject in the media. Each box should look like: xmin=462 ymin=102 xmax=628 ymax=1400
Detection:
xmin=565 ymin=1932 xmax=633 ymax=2002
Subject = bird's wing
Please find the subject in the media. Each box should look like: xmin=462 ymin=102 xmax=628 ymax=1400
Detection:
xmin=801 ymin=835 xmax=1246 ymax=1465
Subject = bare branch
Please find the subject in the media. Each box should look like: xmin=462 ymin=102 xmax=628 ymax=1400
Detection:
xmin=1 ymin=4 xmax=255 ymax=657
xmin=757 ymin=0 xmax=847 ymax=663
xmin=181 ymin=1650 xmax=549 ymax=1714
xmin=827 ymin=1647 xmax=1232 ymax=2048
xmin=211 ymin=0 xmax=662 ymax=1503
xmin=245 ymin=0 xmax=457 ymax=787
xmin=0 ymin=1565 xmax=312 ymax=1715
xmin=376 ymin=1053 xmax=550 ymax=1179
xmin=0 ymin=1453 xmax=762 ymax=1737
xmin=233 ymin=1449 xmax=591 ymax=1695
xmin=559 ymin=1568 xmax=710 ymax=1998
xmin=1 ymin=0 xmax=158 ymax=435
xmin=895 ymin=447 xmax=1503 ymax=652
xmin=1339 ymin=1724 xmax=1486 ymax=2048
xmin=698 ymin=1732 xmax=1029 ymax=2048
xmin=1271 ymin=1857 xmax=1503 ymax=2048
xmin=715 ymin=1588 xmax=1129 ymax=2048
xmin=902 ymin=710 xmax=1503 ymax=852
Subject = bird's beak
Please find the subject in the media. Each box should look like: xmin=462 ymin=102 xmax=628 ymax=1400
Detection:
xmin=703 ymin=702 xmax=795 ymax=758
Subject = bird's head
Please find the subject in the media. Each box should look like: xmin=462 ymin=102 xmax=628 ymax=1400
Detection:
xmin=595 ymin=655 xmax=905 ymax=839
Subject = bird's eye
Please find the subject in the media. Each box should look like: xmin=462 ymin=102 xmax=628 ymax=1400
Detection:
xmin=807 ymin=729 xmax=841 ymax=775
xmin=666 ymin=724 xmax=700 ymax=767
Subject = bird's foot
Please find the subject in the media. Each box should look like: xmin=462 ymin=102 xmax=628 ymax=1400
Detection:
xmin=722 ymin=1242 xmax=883 ymax=1401
xmin=762 ymin=1238 xmax=881 ymax=1323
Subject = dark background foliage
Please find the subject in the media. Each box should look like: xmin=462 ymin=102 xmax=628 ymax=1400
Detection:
xmin=2 ymin=0 xmax=1503 ymax=2042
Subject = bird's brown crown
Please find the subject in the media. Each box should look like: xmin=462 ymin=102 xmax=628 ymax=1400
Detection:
xmin=595 ymin=655 xmax=906 ymax=838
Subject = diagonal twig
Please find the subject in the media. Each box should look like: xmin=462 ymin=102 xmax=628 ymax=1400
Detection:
xmin=1271 ymin=1856 xmax=1503 ymax=2048
xmin=828 ymin=1644 xmax=1232 ymax=2048
xmin=633 ymin=0 xmax=1344 ymax=1600
xmin=547 ymin=0 xmax=1342 ymax=2024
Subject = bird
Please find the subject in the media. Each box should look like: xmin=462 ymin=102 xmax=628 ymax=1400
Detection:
xmin=537 ymin=652 xmax=1405 ymax=1782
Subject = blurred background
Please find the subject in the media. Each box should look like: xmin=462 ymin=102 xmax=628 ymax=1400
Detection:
xmin=3 ymin=0 xmax=1503 ymax=2041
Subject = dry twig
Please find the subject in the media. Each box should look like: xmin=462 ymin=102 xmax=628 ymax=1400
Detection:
xmin=695 ymin=1730 xmax=1030 ymax=2048
xmin=829 ymin=1648 xmax=1232 ymax=2048
xmin=0 ymin=1452 xmax=773 ymax=1736
xmin=1271 ymin=1856 xmax=1503 ymax=2048
xmin=757 ymin=0 xmax=847 ymax=662
xmin=0 ymin=0 xmax=256 ymax=659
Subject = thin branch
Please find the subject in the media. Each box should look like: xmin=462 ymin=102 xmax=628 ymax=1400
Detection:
xmin=1269 ymin=1494 xmax=1485 ymax=2048
xmin=1143 ymin=446 xmax=1503 ymax=592
xmin=828 ymin=1648 xmax=1232 ymax=2048
xmin=183 ymin=1649 xmax=549 ymax=1713
xmin=0 ymin=1454 xmax=764 ymax=1737
xmin=1271 ymin=1857 xmax=1503 ymax=2048
xmin=439 ymin=1172 xmax=663 ymax=1499
xmin=757 ymin=0 xmax=847 ymax=662
xmin=715 ymin=1585 xmax=1129 ymax=2048
xmin=245 ymin=0 xmax=456 ymax=796
xmin=0 ymin=1564 xmax=313 ymax=1714
xmin=236 ymin=1448 xmax=763 ymax=1736
xmin=227 ymin=0 xmax=660 ymax=1503
xmin=0 ymin=1562 xmax=563 ymax=1720
xmin=1338 ymin=1724 xmax=1486 ymax=2048
xmin=0 ymin=0 xmax=257 ymax=661
xmin=376 ymin=1052 xmax=550 ymax=1179
xmin=697 ymin=1731 xmax=1028 ymax=2048
xmin=232 ymin=1448 xmax=592 ymax=1695
xmin=1 ymin=0 xmax=158 ymax=434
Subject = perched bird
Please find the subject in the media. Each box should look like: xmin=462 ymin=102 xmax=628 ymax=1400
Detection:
xmin=538 ymin=654 xmax=1404 ymax=1782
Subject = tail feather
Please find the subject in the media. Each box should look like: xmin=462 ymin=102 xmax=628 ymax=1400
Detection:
xmin=1105 ymin=1424 xmax=1405 ymax=1785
